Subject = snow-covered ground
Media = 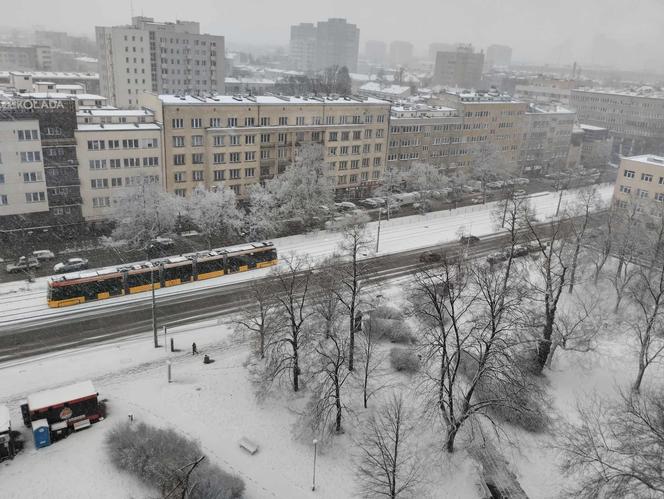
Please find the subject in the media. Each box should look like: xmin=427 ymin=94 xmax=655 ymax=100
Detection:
xmin=0 ymin=185 xmax=613 ymax=328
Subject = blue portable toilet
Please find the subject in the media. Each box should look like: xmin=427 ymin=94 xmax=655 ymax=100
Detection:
xmin=32 ymin=419 xmax=50 ymax=449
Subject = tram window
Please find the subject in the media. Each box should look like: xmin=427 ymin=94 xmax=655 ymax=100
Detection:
xmin=164 ymin=263 xmax=193 ymax=282
xmin=226 ymin=255 xmax=242 ymax=272
xmin=127 ymin=270 xmax=158 ymax=288
xmin=197 ymin=258 xmax=224 ymax=274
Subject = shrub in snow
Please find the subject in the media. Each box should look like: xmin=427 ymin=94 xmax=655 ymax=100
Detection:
xmin=366 ymin=316 xmax=416 ymax=344
xmin=390 ymin=347 xmax=420 ymax=373
xmin=371 ymin=305 xmax=403 ymax=321
xmin=106 ymin=422 xmax=245 ymax=498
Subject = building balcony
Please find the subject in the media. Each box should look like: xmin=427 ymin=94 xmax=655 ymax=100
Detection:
xmin=48 ymin=194 xmax=83 ymax=206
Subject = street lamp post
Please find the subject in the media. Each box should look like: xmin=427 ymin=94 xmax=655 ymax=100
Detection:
xmin=312 ymin=438 xmax=318 ymax=491
xmin=151 ymin=263 xmax=158 ymax=348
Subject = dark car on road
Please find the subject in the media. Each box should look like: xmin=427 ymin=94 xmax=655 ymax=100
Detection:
xmin=459 ymin=235 xmax=480 ymax=246
xmin=419 ymin=251 xmax=443 ymax=263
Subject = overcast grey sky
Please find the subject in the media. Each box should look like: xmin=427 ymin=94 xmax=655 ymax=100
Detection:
xmin=4 ymin=0 xmax=663 ymax=69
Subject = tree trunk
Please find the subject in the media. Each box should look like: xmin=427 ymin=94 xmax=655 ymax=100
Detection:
xmin=535 ymin=319 xmax=554 ymax=373
xmin=293 ymin=348 xmax=300 ymax=392
xmin=349 ymin=303 xmax=355 ymax=372
xmin=259 ymin=325 xmax=265 ymax=359
xmin=568 ymin=242 xmax=581 ymax=293
xmin=335 ymin=381 xmax=342 ymax=433
xmin=633 ymin=362 xmax=646 ymax=394
xmin=445 ymin=424 xmax=459 ymax=453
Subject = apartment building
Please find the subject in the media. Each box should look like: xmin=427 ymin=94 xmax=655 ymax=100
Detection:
xmin=0 ymin=117 xmax=50 ymax=230
xmin=75 ymin=107 xmax=163 ymax=222
xmin=515 ymin=77 xmax=576 ymax=104
xmin=289 ymin=18 xmax=360 ymax=73
xmin=519 ymin=103 xmax=575 ymax=174
xmin=613 ymin=155 xmax=664 ymax=212
xmin=0 ymin=71 xmax=100 ymax=95
xmin=433 ymin=45 xmax=484 ymax=89
xmin=0 ymin=44 xmax=52 ymax=71
xmin=96 ymin=16 xmax=225 ymax=108
xmin=387 ymin=105 xmax=463 ymax=171
xmin=0 ymin=94 xmax=83 ymax=230
xmin=140 ymin=93 xmax=390 ymax=199
xmin=485 ymin=45 xmax=512 ymax=69
xmin=432 ymin=90 xmax=528 ymax=170
xmin=570 ymin=87 xmax=664 ymax=158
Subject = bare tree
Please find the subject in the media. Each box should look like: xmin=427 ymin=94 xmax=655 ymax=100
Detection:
xmin=268 ymin=256 xmax=314 ymax=392
xmin=358 ymin=316 xmax=386 ymax=409
xmin=523 ymin=210 xmax=571 ymax=372
xmin=308 ymin=333 xmax=351 ymax=436
xmin=567 ymin=187 xmax=599 ymax=293
xmin=628 ymin=264 xmax=664 ymax=394
xmin=588 ymin=206 xmax=616 ymax=284
xmin=235 ymin=280 xmax=281 ymax=359
xmin=311 ymin=256 xmax=343 ymax=339
xmin=373 ymin=165 xmax=404 ymax=220
xmin=402 ymin=162 xmax=448 ymax=213
xmin=334 ymin=214 xmax=373 ymax=372
xmin=356 ymin=394 xmax=420 ymax=499
xmin=558 ymin=389 xmax=664 ymax=498
xmin=470 ymin=143 xmax=516 ymax=204
xmin=188 ymin=186 xmax=243 ymax=248
xmin=608 ymin=253 xmax=638 ymax=313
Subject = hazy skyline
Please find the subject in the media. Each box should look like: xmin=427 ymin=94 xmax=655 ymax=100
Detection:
xmin=3 ymin=0 xmax=663 ymax=70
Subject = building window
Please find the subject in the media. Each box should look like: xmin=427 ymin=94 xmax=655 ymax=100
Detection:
xmin=339 ymin=161 xmax=348 ymax=170
xmin=351 ymin=160 xmax=359 ymax=169
xmin=245 ymin=135 xmax=255 ymax=145
xmin=656 ymin=193 xmax=664 ymax=202
xmin=341 ymin=131 xmax=349 ymax=141
xmin=91 ymin=178 xmax=109 ymax=189
xmin=353 ymin=131 xmax=361 ymax=140
xmin=361 ymin=172 xmax=369 ymax=181
xmin=312 ymin=131 xmax=321 ymax=142
xmin=192 ymin=135 xmax=204 ymax=146
xmin=328 ymin=147 xmax=337 ymax=156
xmin=192 ymin=153 xmax=204 ymax=164
xmin=87 ymin=140 xmax=105 ymax=151
xmin=261 ymin=133 xmax=270 ymax=143
xmin=210 ymin=118 xmax=221 ymax=127
xmin=214 ymin=170 xmax=225 ymax=181
xmin=108 ymin=139 xmax=120 ymax=149
xmin=89 ymin=159 xmax=107 ymax=169
xmin=623 ymin=170 xmax=635 ymax=179
xmin=214 ymin=153 xmax=225 ymax=164
xmin=230 ymin=185 xmax=240 ymax=195
xmin=373 ymin=157 xmax=381 ymax=167
xmin=0 ymin=194 xmax=8 ymax=205
xmin=278 ymin=148 xmax=288 ymax=159
xmin=0 ymin=174 xmax=4 ymax=184
xmin=350 ymin=174 xmax=358 ymax=183
xmin=124 ymin=158 xmax=140 ymax=167
xmin=337 ymin=175 xmax=346 ymax=185
xmin=372 ymin=170 xmax=380 ymax=180
xmin=245 ymin=151 xmax=256 ymax=161
xmin=143 ymin=157 xmax=159 ymax=166
xmin=230 ymin=152 xmax=241 ymax=163
xmin=111 ymin=177 xmax=123 ymax=187
xmin=122 ymin=139 xmax=139 ymax=149
xmin=245 ymin=117 xmax=255 ymax=127
xmin=340 ymin=146 xmax=349 ymax=155
xmin=374 ymin=143 xmax=382 ymax=152
xmin=260 ymin=117 xmax=270 ymax=126
xmin=638 ymin=189 xmax=649 ymax=198
xmin=352 ymin=145 xmax=360 ymax=155
xmin=173 ymin=154 xmax=185 ymax=165
xmin=364 ymin=129 xmax=373 ymax=139
xmin=278 ymin=117 xmax=288 ymax=126
xmin=191 ymin=118 xmax=202 ymax=128
xmin=23 ymin=172 xmax=43 ymax=182
xmin=17 ymin=129 xmax=39 ymax=141
xmin=92 ymin=197 xmax=110 ymax=208
xmin=229 ymin=168 xmax=241 ymax=179
xmin=174 ymin=189 xmax=186 ymax=197
xmin=376 ymin=129 xmax=384 ymax=138
xmin=296 ymin=116 xmax=305 ymax=125
xmin=193 ymin=170 xmax=204 ymax=181
xmin=230 ymin=135 xmax=240 ymax=146
xmin=25 ymin=192 xmax=46 ymax=203
xmin=173 ymin=136 xmax=185 ymax=147
xmin=213 ymin=135 xmax=225 ymax=146
xmin=227 ymin=117 xmax=237 ymax=127
xmin=329 ymin=131 xmax=338 ymax=142
xmin=641 ymin=173 xmax=653 ymax=182
xmin=261 ymin=150 xmax=269 ymax=160
xmin=174 ymin=172 xmax=186 ymax=183
xmin=244 ymin=168 xmax=255 ymax=177
xmin=172 ymin=118 xmax=184 ymax=128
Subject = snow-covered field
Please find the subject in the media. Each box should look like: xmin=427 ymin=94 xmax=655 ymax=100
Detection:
xmin=0 ymin=185 xmax=613 ymax=328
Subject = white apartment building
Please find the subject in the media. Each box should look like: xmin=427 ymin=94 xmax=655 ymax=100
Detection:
xmin=0 ymin=118 xmax=50 ymax=227
xmin=75 ymin=120 xmax=163 ymax=222
xmin=96 ymin=16 xmax=225 ymax=108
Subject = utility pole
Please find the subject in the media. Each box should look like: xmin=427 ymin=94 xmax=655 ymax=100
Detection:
xmin=375 ymin=208 xmax=382 ymax=253
xmin=151 ymin=263 xmax=158 ymax=348
xmin=312 ymin=438 xmax=318 ymax=491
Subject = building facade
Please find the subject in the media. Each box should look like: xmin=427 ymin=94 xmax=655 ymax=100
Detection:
xmin=387 ymin=105 xmax=463 ymax=171
xmin=613 ymin=155 xmax=664 ymax=212
xmin=96 ymin=16 xmax=225 ymax=108
xmin=433 ymin=45 xmax=484 ymax=89
xmin=515 ymin=77 xmax=576 ymax=104
xmin=485 ymin=45 xmax=512 ymax=69
xmin=0 ymin=117 xmax=51 ymax=230
xmin=432 ymin=90 xmax=528 ymax=170
xmin=290 ymin=18 xmax=360 ymax=73
xmin=519 ymin=104 xmax=575 ymax=174
xmin=140 ymin=93 xmax=390 ymax=199
xmin=0 ymin=95 xmax=83 ymax=230
xmin=570 ymin=87 xmax=664 ymax=158
xmin=0 ymin=44 xmax=52 ymax=71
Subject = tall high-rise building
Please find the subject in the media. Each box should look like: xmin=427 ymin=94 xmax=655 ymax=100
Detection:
xmin=428 ymin=42 xmax=455 ymax=61
xmin=289 ymin=23 xmax=317 ymax=72
xmin=485 ymin=44 xmax=512 ymax=68
xmin=389 ymin=41 xmax=414 ymax=68
xmin=364 ymin=40 xmax=387 ymax=65
xmin=0 ymin=44 xmax=52 ymax=71
xmin=96 ymin=16 xmax=225 ymax=108
xmin=433 ymin=45 xmax=484 ymax=89
xmin=289 ymin=18 xmax=359 ymax=73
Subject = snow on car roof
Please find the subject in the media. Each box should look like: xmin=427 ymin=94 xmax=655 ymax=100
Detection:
xmin=0 ymin=404 xmax=10 ymax=431
xmin=28 ymin=380 xmax=97 ymax=411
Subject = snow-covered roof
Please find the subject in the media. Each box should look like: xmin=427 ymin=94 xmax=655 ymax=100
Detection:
xmin=77 ymin=123 xmax=161 ymax=132
xmin=624 ymin=155 xmax=664 ymax=167
xmin=579 ymin=124 xmax=607 ymax=131
xmin=158 ymin=94 xmax=390 ymax=105
xmin=528 ymin=103 xmax=575 ymax=115
xmin=77 ymin=108 xmax=154 ymax=117
xmin=359 ymin=82 xmax=410 ymax=95
xmin=28 ymin=380 xmax=97 ymax=411
xmin=0 ymin=404 xmax=10 ymax=431
xmin=23 ymin=92 xmax=106 ymax=101
xmin=55 ymin=84 xmax=84 ymax=90
xmin=224 ymin=77 xmax=275 ymax=85
xmin=573 ymin=86 xmax=664 ymax=99
xmin=0 ymin=70 xmax=99 ymax=80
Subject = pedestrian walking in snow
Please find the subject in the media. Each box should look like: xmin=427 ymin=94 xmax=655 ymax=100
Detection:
xmin=192 ymin=342 xmax=198 ymax=355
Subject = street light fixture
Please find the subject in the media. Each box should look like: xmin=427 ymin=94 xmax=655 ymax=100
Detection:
xmin=312 ymin=438 xmax=318 ymax=491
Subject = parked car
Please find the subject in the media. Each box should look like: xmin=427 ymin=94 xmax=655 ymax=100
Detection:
xmin=513 ymin=189 xmax=527 ymax=197
xmin=6 ymin=256 xmax=40 ymax=273
xmin=487 ymin=181 xmax=505 ymax=189
xmin=470 ymin=197 xmax=484 ymax=204
xmin=336 ymin=201 xmax=357 ymax=211
xmin=380 ymin=203 xmax=401 ymax=215
xmin=358 ymin=198 xmax=379 ymax=209
xmin=513 ymin=177 xmax=530 ymax=186
xmin=513 ymin=244 xmax=529 ymax=258
xmin=459 ymin=235 xmax=480 ymax=245
xmin=32 ymin=250 xmax=55 ymax=261
xmin=419 ymin=251 xmax=443 ymax=263
xmin=53 ymin=257 xmax=89 ymax=273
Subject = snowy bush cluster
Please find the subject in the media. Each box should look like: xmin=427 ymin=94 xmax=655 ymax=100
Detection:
xmin=106 ymin=422 xmax=245 ymax=499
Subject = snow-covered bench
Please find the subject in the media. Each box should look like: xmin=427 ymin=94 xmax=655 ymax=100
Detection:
xmin=238 ymin=437 xmax=259 ymax=455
